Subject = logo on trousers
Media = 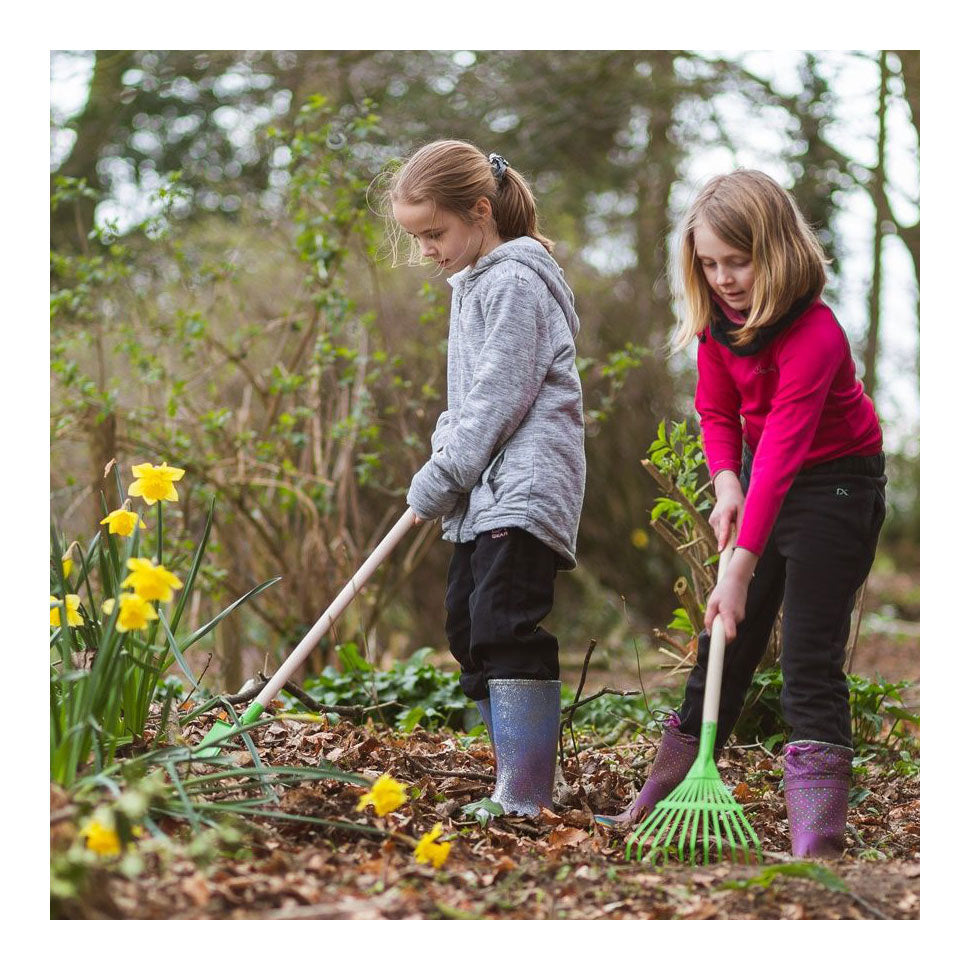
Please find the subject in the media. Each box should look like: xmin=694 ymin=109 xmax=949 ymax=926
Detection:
xmin=490 ymin=528 xmax=510 ymax=539
xmin=836 ymin=487 xmax=849 ymax=496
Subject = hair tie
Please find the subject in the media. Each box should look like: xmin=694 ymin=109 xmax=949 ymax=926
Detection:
xmin=489 ymin=153 xmax=509 ymax=184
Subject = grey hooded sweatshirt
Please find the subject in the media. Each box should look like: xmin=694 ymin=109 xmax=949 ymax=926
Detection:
xmin=406 ymin=236 xmax=586 ymax=566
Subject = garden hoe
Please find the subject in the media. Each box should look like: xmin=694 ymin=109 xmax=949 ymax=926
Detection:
xmin=195 ymin=507 xmax=420 ymax=756
xmin=626 ymin=535 xmax=762 ymax=865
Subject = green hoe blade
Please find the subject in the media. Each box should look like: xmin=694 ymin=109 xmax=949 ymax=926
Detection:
xmin=195 ymin=702 xmax=264 ymax=757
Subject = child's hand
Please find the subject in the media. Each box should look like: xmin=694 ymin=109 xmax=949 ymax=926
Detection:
xmin=704 ymin=548 xmax=758 ymax=642
xmin=704 ymin=575 xmax=747 ymax=642
xmin=710 ymin=471 xmax=745 ymax=552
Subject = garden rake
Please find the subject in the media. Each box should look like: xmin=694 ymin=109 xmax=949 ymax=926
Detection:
xmin=195 ymin=507 xmax=419 ymax=755
xmin=626 ymin=535 xmax=762 ymax=865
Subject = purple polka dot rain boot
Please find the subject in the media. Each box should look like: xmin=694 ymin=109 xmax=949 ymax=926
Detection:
xmin=783 ymin=740 xmax=853 ymax=858
xmin=594 ymin=714 xmax=700 ymax=828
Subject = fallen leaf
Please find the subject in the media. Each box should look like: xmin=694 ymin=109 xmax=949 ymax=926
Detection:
xmin=435 ymin=799 xmax=459 ymax=819
xmin=181 ymin=874 xmax=211 ymax=907
xmin=683 ymin=901 xmax=719 ymax=919
xmin=733 ymin=781 xmax=753 ymax=802
xmin=537 ymin=807 xmax=563 ymax=825
xmin=547 ymin=827 xmax=589 ymax=848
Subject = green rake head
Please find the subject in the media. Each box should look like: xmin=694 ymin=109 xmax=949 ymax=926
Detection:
xmin=625 ymin=724 xmax=762 ymax=866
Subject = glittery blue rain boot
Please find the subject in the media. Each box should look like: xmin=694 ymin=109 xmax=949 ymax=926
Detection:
xmin=475 ymin=698 xmax=494 ymax=740
xmin=488 ymin=678 xmax=561 ymax=816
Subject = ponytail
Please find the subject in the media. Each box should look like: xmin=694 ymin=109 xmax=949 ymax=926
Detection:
xmin=386 ymin=139 xmax=554 ymax=253
xmin=493 ymin=165 xmax=554 ymax=253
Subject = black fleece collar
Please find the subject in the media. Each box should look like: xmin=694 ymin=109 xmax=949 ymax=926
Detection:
xmin=707 ymin=296 xmax=816 ymax=357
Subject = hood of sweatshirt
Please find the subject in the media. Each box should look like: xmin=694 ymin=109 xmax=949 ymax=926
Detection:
xmin=448 ymin=236 xmax=580 ymax=338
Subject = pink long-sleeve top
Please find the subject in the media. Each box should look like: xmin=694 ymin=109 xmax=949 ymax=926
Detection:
xmin=696 ymin=298 xmax=882 ymax=556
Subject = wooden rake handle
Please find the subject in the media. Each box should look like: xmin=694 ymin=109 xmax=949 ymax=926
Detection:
xmin=700 ymin=534 xmax=736 ymax=726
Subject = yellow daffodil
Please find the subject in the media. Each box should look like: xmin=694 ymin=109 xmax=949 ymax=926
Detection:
xmin=50 ymin=594 xmax=84 ymax=628
xmin=80 ymin=819 xmax=121 ymax=857
xmin=121 ymin=558 xmax=183 ymax=603
xmin=61 ymin=556 xmax=73 ymax=579
xmin=355 ymin=774 xmax=407 ymax=817
xmin=101 ymin=593 xmax=158 ymax=633
xmin=128 ymin=461 xmax=185 ymax=505
xmin=100 ymin=508 xmax=147 ymax=537
xmin=414 ymin=823 xmax=451 ymax=869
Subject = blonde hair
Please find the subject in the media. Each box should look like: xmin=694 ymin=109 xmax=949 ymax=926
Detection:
xmin=382 ymin=139 xmax=553 ymax=263
xmin=670 ymin=170 xmax=828 ymax=351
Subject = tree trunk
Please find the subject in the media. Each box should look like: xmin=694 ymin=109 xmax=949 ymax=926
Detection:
xmin=51 ymin=50 xmax=133 ymax=250
xmin=86 ymin=408 xmax=117 ymax=536
xmin=862 ymin=52 xmax=890 ymax=399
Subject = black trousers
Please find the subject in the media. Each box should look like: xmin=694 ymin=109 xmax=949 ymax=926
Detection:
xmin=678 ymin=452 xmax=887 ymax=748
xmin=445 ymin=527 xmax=561 ymax=701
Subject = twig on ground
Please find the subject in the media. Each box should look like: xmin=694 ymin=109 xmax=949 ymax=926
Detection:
xmin=560 ymin=639 xmax=597 ymax=771
xmin=562 ymin=687 xmax=641 ymax=714
xmin=180 ymin=653 xmax=212 ymax=708
xmin=414 ymin=766 xmax=496 ymax=784
xmin=404 ymin=752 xmax=495 ymax=783
xmin=217 ymin=671 xmax=391 ymax=718
xmin=494 ymin=816 xmax=544 ymax=839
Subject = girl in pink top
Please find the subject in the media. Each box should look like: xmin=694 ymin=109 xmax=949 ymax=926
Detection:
xmin=598 ymin=171 xmax=886 ymax=858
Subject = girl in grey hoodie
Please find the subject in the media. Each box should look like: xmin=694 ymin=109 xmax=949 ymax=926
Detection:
xmin=387 ymin=140 xmax=586 ymax=816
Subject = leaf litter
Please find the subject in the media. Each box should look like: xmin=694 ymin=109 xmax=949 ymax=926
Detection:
xmin=52 ymin=712 xmax=919 ymax=920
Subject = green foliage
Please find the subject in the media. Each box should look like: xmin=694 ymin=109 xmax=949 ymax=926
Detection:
xmin=294 ymin=645 xmax=471 ymax=731
xmin=646 ymin=419 xmax=713 ymax=529
xmin=461 ymin=797 xmax=504 ymax=828
xmin=560 ymin=686 xmax=681 ymax=741
xmin=732 ymin=666 xmax=919 ymax=755
xmin=581 ymin=342 xmax=648 ymax=425
xmin=50 ymin=464 xmax=278 ymax=786
xmin=291 ymin=650 xmax=682 ymax=742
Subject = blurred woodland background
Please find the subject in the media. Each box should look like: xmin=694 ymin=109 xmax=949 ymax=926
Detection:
xmin=50 ymin=50 xmax=919 ymax=690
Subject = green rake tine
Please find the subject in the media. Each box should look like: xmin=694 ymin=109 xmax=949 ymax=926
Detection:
xmin=633 ymin=809 xmax=668 ymax=862
xmin=637 ymin=805 xmax=676 ymax=863
xmin=722 ymin=803 xmax=747 ymax=863
xmin=718 ymin=790 xmax=733 ymax=859
xmin=655 ymin=810 xmax=682 ymax=865
xmin=627 ymin=803 xmax=666 ymax=860
xmin=730 ymin=803 xmax=762 ymax=863
xmin=667 ymin=804 xmax=690 ymax=858
xmin=740 ymin=810 xmax=763 ymax=862
xmin=685 ymin=806 xmax=700 ymax=864
xmin=697 ymin=803 xmax=707 ymax=865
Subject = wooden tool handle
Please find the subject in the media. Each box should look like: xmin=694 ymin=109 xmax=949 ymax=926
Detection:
xmin=700 ymin=535 xmax=736 ymax=726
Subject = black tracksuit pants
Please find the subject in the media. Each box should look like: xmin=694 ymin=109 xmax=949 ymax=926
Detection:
xmin=678 ymin=452 xmax=887 ymax=749
xmin=445 ymin=527 xmax=561 ymax=701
